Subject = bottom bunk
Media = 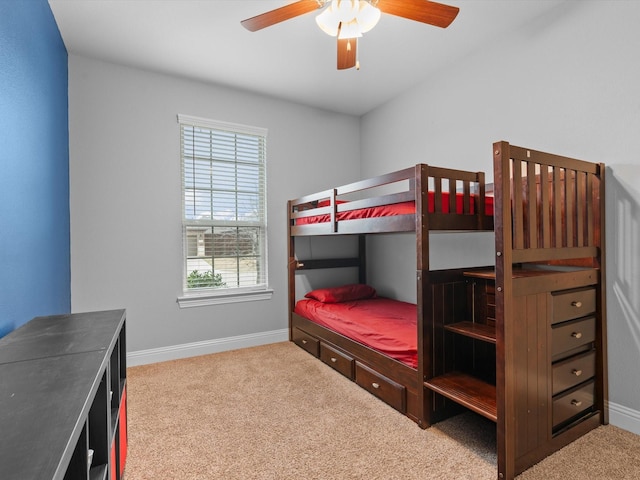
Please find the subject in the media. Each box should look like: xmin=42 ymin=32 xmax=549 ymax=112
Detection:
xmin=289 ymin=279 xmax=474 ymax=428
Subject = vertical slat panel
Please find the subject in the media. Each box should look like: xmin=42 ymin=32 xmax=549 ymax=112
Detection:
xmin=576 ymin=171 xmax=586 ymax=247
xmin=540 ymin=165 xmax=551 ymax=248
xmin=565 ymin=171 xmax=575 ymax=247
xmin=513 ymin=159 xmax=524 ymax=249
xmin=514 ymin=292 xmax=550 ymax=459
xmin=477 ymin=171 xmax=486 ymax=227
xmin=434 ymin=175 xmax=442 ymax=213
xmin=449 ymin=177 xmax=456 ymax=214
xmin=463 ymin=180 xmax=471 ymax=214
xmin=331 ymin=188 xmax=337 ymax=233
xmin=527 ymin=161 xmax=537 ymax=249
xmin=554 ymin=167 xmax=563 ymax=247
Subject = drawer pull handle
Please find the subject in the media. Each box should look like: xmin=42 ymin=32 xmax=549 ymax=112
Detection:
xmin=571 ymin=301 xmax=583 ymax=308
xmin=372 ymin=382 xmax=380 ymax=389
xmin=301 ymin=339 xmax=308 ymax=344
xmin=330 ymin=357 xmax=337 ymax=363
xmin=571 ymin=399 xmax=583 ymax=407
xmin=572 ymin=369 xmax=583 ymax=377
xmin=571 ymin=331 xmax=583 ymax=339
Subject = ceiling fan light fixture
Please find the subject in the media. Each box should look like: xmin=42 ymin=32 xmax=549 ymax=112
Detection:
xmin=334 ymin=0 xmax=359 ymax=22
xmin=316 ymin=0 xmax=380 ymax=38
xmin=315 ymin=4 xmax=340 ymax=36
xmin=338 ymin=19 xmax=363 ymax=39
xmin=355 ymin=1 xmax=381 ymax=33
xmin=242 ymin=0 xmax=459 ymax=71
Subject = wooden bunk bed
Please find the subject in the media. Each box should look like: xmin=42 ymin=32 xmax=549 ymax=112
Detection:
xmin=286 ymin=141 xmax=607 ymax=480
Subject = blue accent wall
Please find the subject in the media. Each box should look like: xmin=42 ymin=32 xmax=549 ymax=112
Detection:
xmin=0 ymin=0 xmax=70 ymax=337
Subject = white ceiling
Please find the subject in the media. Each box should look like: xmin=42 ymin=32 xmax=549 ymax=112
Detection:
xmin=48 ymin=0 xmax=566 ymax=116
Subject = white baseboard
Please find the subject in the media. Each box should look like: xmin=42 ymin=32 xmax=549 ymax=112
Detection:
xmin=127 ymin=328 xmax=289 ymax=367
xmin=609 ymin=401 xmax=640 ymax=436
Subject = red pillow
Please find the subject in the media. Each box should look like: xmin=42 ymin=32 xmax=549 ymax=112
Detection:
xmin=304 ymin=284 xmax=377 ymax=303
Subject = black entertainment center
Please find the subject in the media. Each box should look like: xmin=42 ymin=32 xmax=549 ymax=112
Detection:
xmin=0 ymin=310 xmax=127 ymax=480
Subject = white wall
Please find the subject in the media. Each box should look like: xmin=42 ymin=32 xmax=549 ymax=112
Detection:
xmin=361 ymin=1 xmax=640 ymax=433
xmin=69 ymin=1 xmax=640 ymax=432
xmin=68 ymin=56 xmax=361 ymax=361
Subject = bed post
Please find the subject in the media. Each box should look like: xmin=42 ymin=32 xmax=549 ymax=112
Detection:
xmin=494 ymin=141 xmax=515 ymax=480
xmin=358 ymin=235 xmax=367 ymax=284
xmin=287 ymin=200 xmax=296 ymax=341
xmin=596 ymin=163 xmax=608 ymax=425
xmin=416 ymin=164 xmax=432 ymax=428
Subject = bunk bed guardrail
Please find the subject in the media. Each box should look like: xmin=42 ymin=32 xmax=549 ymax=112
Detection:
xmin=288 ymin=164 xmax=494 ymax=236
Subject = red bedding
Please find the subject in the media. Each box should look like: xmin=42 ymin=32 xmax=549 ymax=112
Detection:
xmin=296 ymin=192 xmax=493 ymax=225
xmin=294 ymin=297 xmax=417 ymax=369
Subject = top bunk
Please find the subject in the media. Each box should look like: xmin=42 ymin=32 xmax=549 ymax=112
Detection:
xmin=288 ymin=164 xmax=495 ymax=236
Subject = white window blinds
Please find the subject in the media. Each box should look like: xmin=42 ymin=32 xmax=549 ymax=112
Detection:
xmin=178 ymin=114 xmax=268 ymax=295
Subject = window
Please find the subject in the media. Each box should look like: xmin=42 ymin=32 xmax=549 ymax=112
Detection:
xmin=177 ymin=114 xmax=271 ymax=307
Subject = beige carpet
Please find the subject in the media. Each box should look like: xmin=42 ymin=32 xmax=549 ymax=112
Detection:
xmin=125 ymin=342 xmax=640 ymax=479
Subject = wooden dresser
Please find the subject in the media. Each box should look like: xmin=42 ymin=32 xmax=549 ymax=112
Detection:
xmin=0 ymin=310 xmax=127 ymax=480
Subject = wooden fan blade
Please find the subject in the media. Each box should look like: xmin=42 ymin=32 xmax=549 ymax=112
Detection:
xmin=337 ymin=37 xmax=357 ymax=70
xmin=377 ymin=0 xmax=459 ymax=28
xmin=241 ymin=0 xmax=322 ymax=32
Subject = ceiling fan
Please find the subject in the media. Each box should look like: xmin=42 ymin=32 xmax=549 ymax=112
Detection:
xmin=241 ymin=0 xmax=459 ymax=70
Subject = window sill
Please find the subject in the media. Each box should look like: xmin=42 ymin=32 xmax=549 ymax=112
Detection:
xmin=177 ymin=288 xmax=274 ymax=308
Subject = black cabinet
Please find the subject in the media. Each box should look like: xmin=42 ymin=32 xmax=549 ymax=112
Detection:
xmin=0 ymin=310 xmax=127 ymax=480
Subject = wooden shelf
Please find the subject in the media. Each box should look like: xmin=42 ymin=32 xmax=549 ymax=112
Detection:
xmin=463 ymin=269 xmax=495 ymax=280
xmin=463 ymin=267 xmax=569 ymax=281
xmin=425 ymin=371 xmax=497 ymax=422
xmin=445 ymin=321 xmax=496 ymax=343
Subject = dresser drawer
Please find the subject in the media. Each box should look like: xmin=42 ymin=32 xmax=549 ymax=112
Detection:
xmin=355 ymin=362 xmax=406 ymax=413
xmin=552 ymin=316 xmax=596 ymax=358
xmin=292 ymin=328 xmax=319 ymax=357
xmin=320 ymin=343 xmax=354 ymax=380
xmin=553 ymin=381 xmax=595 ymax=428
xmin=553 ymin=350 xmax=596 ymax=396
xmin=552 ymin=287 xmax=596 ymax=324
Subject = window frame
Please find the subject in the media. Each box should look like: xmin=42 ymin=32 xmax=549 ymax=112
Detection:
xmin=176 ymin=114 xmax=272 ymax=308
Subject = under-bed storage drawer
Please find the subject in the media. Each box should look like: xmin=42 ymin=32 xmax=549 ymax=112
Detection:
xmin=320 ymin=343 xmax=354 ymax=380
xmin=355 ymin=362 xmax=406 ymax=413
xmin=292 ymin=327 xmax=319 ymax=357
xmin=553 ymin=381 xmax=595 ymax=428
xmin=551 ymin=287 xmax=596 ymax=324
